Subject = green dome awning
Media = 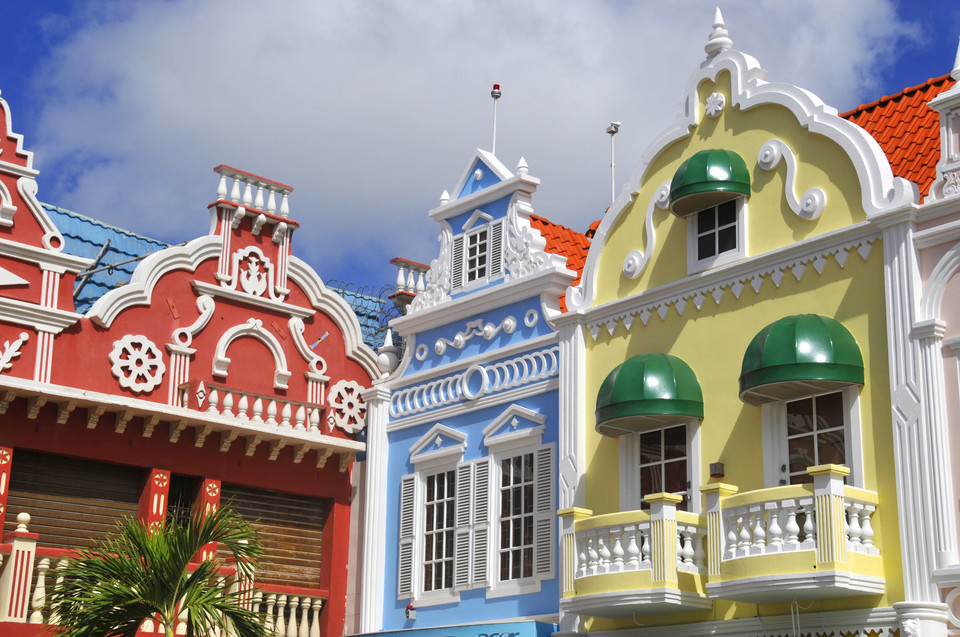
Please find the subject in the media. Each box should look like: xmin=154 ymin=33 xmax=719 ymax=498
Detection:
xmin=739 ymin=314 xmax=864 ymax=405
xmin=596 ymin=354 xmax=704 ymax=437
xmin=669 ymin=149 xmax=751 ymax=217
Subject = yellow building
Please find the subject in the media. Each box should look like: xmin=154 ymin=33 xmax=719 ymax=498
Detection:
xmin=552 ymin=12 xmax=921 ymax=636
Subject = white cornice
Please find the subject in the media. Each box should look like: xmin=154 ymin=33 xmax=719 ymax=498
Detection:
xmin=0 ymin=235 xmax=92 ymax=273
xmin=391 ymin=266 xmax=573 ymax=337
xmin=0 ymin=95 xmax=35 ymax=172
xmin=0 ymin=160 xmax=37 ymax=179
xmin=87 ymin=236 xmax=221 ymax=327
xmin=0 ymin=295 xmax=82 ymax=333
xmin=0 ymin=376 xmax=364 ymax=456
xmin=192 ymin=281 xmax=315 ymax=318
xmin=429 ymin=172 xmax=539 ymax=221
xmin=578 ymin=221 xmax=879 ymax=338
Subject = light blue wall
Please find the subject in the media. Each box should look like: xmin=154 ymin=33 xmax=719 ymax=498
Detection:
xmin=457 ymin=159 xmax=504 ymax=199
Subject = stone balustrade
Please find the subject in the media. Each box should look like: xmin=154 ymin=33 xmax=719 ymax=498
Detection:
xmin=215 ymin=164 xmax=292 ymax=218
xmin=177 ymin=383 xmax=324 ymax=433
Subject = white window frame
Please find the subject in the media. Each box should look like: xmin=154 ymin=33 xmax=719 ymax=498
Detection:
xmin=761 ymin=386 xmax=864 ymax=489
xmin=686 ymin=198 xmax=747 ymax=274
xmin=618 ymin=420 xmax=701 ymax=514
xmin=451 ymin=210 xmax=504 ymax=292
xmin=482 ymin=407 xmax=555 ymax=599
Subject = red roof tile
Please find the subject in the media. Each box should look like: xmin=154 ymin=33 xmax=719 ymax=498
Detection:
xmin=841 ymin=74 xmax=954 ymax=198
xmin=530 ymin=213 xmax=592 ymax=312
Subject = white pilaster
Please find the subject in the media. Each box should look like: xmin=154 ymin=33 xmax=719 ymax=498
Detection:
xmin=557 ymin=321 xmax=586 ymax=510
xmin=358 ymin=384 xmax=390 ymax=632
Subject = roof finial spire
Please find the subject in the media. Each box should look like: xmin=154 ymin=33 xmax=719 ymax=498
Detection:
xmin=952 ymin=35 xmax=960 ymax=80
xmin=705 ymin=7 xmax=733 ymax=58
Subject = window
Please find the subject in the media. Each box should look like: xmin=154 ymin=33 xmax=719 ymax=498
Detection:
xmin=451 ymin=214 xmax=503 ymax=291
xmin=499 ymin=453 xmax=535 ymax=581
xmin=423 ymin=470 xmax=456 ymax=592
xmin=619 ymin=422 xmax=701 ymax=514
xmin=687 ymin=198 xmax=746 ymax=273
xmin=638 ymin=425 xmax=689 ymax=511
xmin=762 ymin=387 xmax=863 ymax=488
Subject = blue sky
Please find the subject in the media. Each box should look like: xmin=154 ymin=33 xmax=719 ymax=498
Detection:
xmin=1 ymin=1 xmax=958 ymax=295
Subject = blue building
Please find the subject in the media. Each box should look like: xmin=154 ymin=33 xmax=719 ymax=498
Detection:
xmin=357 ymin=149 xmax=589 ymax=636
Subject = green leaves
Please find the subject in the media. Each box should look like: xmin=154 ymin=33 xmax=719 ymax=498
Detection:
xmin=48 ymin=505 xmax=269 ymax=637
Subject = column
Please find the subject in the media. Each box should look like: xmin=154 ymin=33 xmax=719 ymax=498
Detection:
xmin=358 ymin=384 xmax=390 ymax=633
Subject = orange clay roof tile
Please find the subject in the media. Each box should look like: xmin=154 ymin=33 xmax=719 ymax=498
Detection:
xmin=841 ymin=74 xmax=954 ymax=198
xmin=529 ymin=213 xmax=592 ymax=312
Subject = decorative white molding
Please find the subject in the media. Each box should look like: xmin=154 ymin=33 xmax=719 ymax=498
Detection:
xmin=211 ymin=318 xmax=291 ymax=390
xmin=482 ymin=404 xmax=546 ymax=450
xmin=18 ymin=177 xmax=66 ymax=251
xmin=88 ymin=236 xmax=221 ymax=327
xmin=288 ymin=317 xmax=329 ymax=376
xmin=583 ymin=224 xmax=878 ymax=341
xmin=0 ymin=235 xmax=91 ymax=274
xmin=567 ymin=42 xmax=916 ymax=312
xmin=0 ymin=294 xmax=81 ymax=334
xmin=0 ymin=179 xmax=16 ymax=227
xmin=704 ymin=92 xmax=726 ymax=117
xmin=622 ymin=182 xmax=670 ymax=279
xmin=0 ymin=94 xmax=36 ymax=173
xmin=0 ymin=332 xmax=28 ymax=374
xmin=327 ymin=379 xmax=366 ymax=434
xmin=434 ymin=315 xmax=517 ymax=356
xmin=390 ymin=345 xmax=559 ymax=419
xmin=757 ymin=139 xmax=827 ymax=220
xmin=218 ymin=245 xmax=285 ymax=301
xmin=109 ymin=334 xmax=166 ymax=394
xmin=193 ymin=281 xmax=313 ymax=319
xmin=503 ymin=191 xmax=565 ymax=280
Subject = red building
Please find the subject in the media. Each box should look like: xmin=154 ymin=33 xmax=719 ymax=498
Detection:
xmin=0 ymin=91 xmax=379 ymax=635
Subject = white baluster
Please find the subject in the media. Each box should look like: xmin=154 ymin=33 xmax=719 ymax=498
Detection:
xmin=612 ymin=530 xmax=624 ymax=568
xmin=266 ymin=400 xmax=278 ymax=427
xmin=626 ymin=530 xmax=640 ymax=568
xmin=280 ymin=193 xmax=290 ymax=217
xmin=230 ymin=177 xmax=242 ymax=202
xmin=242 ymin=181 xmax=253 ymax=206
xmin=29 ymin=557 xmax=49 ymax=623
xmin=405 ymin=268 xmax=415 ymax=292
xmin=675 ymin=530 xmax=683 ymax=565
xmin=586 ymin=536 xmax=598 ymax=575
xmin=396 ymin=267 xmax=406 ymax=291
xmin=267 ymin=189 xmax=278 ymax=214
xmin=298 ymin=596 xmax=310 ymax=637
xmin=222 ymin=392 xmax=234 ymax=417
xmin=275 ymin=595 xmax=287 ymax=636
xmin=49 ymin=558 xmax=68 ymax=626
xmin=752 ymin=512 xmax=766 ymax=549
xmin=694 ymin=531 xmax=706 ymax=569
xmin=286 ymin=596 xmax=299 ymax=637
xmin=237 ymin=394 xmax=249 ymax=421
xmin=217 ymin=174 xmax=228 ymax=199
xmin=737 ymin=513 xmax=751 ymax=550
xmin=264 ymin=594 xmax=277 ymax=633
xmin=783 ymin=505 xmax=800 ymax=547
xmin=310 ymin=598 xmax=323 ymax=637
xmin=681 ymin=531 xmax=695 ymax=565
xmin=252 ymin=398 xmax=264 ymax=424
xmin=577 ymin=539 xmax=587 ymax=577
xmin=416 ymin=271 xmax=425 ymax=293
xmin=725 ymin=512 xmax=738 ymax=556
xmin=309 ymin=409 xmax=320 ymax=433
xmin=847 ymin=503 xmax=862 ymax=546
xmin=295 ymin=406 xmax=307 ymax=431
xmin=254 ymin=185 xmax=265 ymax=210
xmin=598 ymin=537 xmax=611 ymax=570
xmin=640 ymin=530 xmax=651 ymax=563
xmin=208 ymin=389 xmax=219 ymax=414
xmin=280 ymin=402 xmax=292 ymax=429
xmin=802 ymin=507 xmax=816 ymax=548
xmin=861 ymin=507 xmax=876 ymax=548
xmin=767 ymin=506 xmax=783 ymax=548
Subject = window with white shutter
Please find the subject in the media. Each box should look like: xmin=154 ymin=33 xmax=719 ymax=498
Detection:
xmin=450 ymin=218 xmax=505 ymax=291
xmin=397 ymin=474 xmax=415 ymax=598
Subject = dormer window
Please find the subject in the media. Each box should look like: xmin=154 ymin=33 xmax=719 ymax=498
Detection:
xmin=451 ymin=210 xmax=503 ymax=292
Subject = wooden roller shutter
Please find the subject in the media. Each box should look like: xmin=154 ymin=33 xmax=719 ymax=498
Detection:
xmin=219 ymin=484 xmax=327 ymax=589
xmin=4 ymin=450 xmax=142 ymax=550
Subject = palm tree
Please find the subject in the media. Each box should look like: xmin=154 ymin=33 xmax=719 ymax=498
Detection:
xmin=48 ymin=505 xmax=269 ymax=637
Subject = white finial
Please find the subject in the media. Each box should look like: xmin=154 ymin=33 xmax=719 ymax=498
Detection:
xmin=439 ymin=189 xmax=450 ymax=205
xmin=16 ymin=512 xmax=30 ymax=532
xmin=377 ymin=329 xmax=400 ymax=374
xmin=705 ymin=7 xmax=733 ymax=58
xmin=517 ymin=157 xmax=529 ymax=176
xmin=952 ymin=35 xmax=960 ymax=80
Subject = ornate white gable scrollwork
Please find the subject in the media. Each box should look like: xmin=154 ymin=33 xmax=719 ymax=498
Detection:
xmin=408 ymin=226 xmax=452 ymax=313
xmin=757 ymin=139 xmax=826 ymax=220
xmin=0 ymin=332 xmax=28 ymax=374
xmin=328 ymin=379 xmax=366 ymax=434
xmin=219 ymin=246 xmax=284 ymax=300
xmin=109 ymin=334 xmax=166 ymax=394
xmin=504 ymin=193 xmax=550 ymax=280
xmin=212 ymin=318 xmax=291 ymax=390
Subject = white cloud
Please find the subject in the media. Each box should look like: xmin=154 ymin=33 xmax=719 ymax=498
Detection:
xmin=23 ymin=0 xmax=917 ymax=290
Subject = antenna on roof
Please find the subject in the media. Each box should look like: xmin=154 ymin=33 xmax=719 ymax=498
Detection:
xmin=607 ymin=122 xmax=621 ymax=203
xmin=491 ymin=84 xmax=502 ymax=155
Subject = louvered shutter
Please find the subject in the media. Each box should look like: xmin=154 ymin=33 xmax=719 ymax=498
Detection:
xmin=454 ymin=462 xmax=473 ymax=589
xmin=451 ymin=236 xmax=464 ymax=291
xmin=489 ymin=220 xmax=503 ymax=279
xmin=472 ymin=457 xmax=491 ymax=587
xmin=397 ymin=474 xmax=416 ymax=598
xmin=534 ymin=445 xmax=555 ymax=578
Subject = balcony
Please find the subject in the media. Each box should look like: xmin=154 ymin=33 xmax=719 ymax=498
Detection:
xmin=559 ymin=465 xmax=883 ymax=619
xmin=0 ymin=512 xmax=328 ymax=636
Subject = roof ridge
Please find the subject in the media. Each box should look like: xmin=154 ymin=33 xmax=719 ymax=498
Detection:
xmin=41 ymin=202 xmax=169 ymax=246
xmin=840 ymin=73 xmax=954 ymax=119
